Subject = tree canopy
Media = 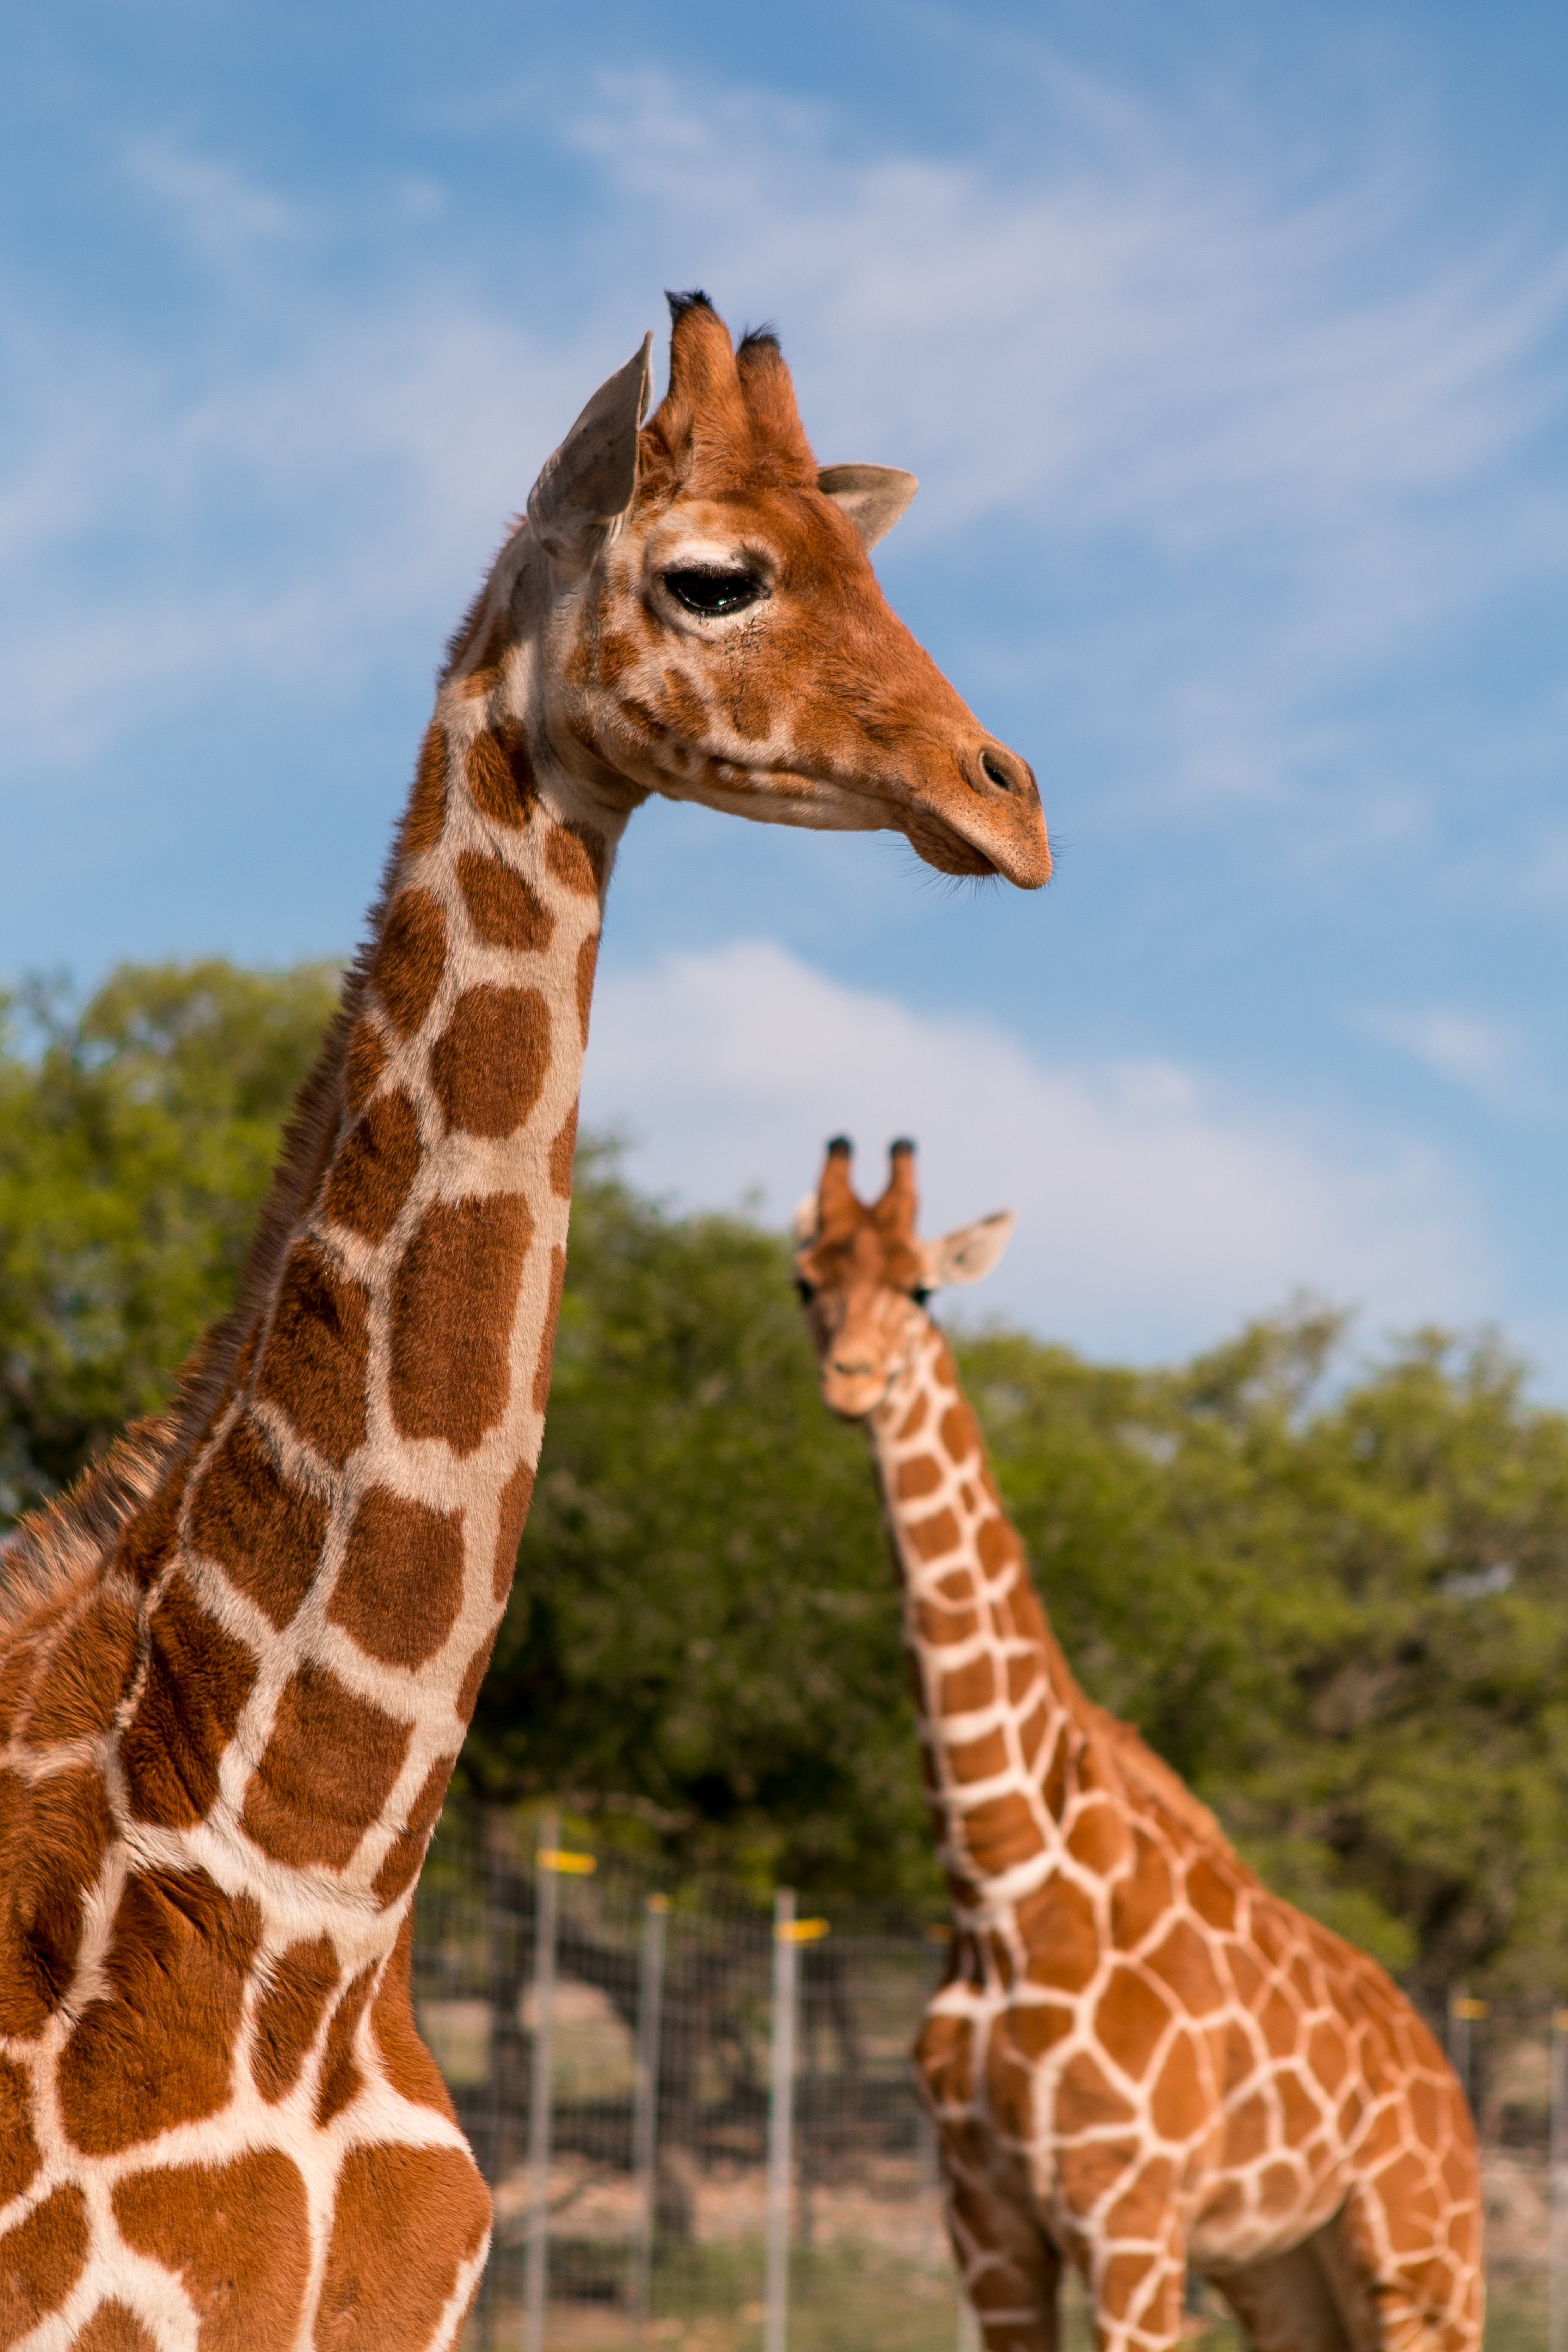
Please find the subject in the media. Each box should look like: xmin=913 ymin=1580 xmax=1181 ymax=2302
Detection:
xmin=5 ymin=960 xmax=1568 ymax=2002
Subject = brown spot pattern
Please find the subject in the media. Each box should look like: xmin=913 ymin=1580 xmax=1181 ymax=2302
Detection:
xmin=545 ymin=821 xmax=607 ymax=897
xmin=401 ymin=722 xmax=448 ymax=854
xmin=549 ymin=1103 xmax=578 ymax=1196
xmin=188 ymin=1415 xmax=327 ymax=1632
xmin=256 ymin=1238 xmax=370 ymax=1467
xmin=455 ymin=1633 xmax=495 ymax=1723
xmin=343 ymin=1017 xmax=387 ymax=1114
xmin=532 ymin=1243 xmax=567 ymax=1414
xmin=113 ymin=2149 xmax=309 ymax=2351
xmin=371 ymin=1751 xmax=457 ymax=1907
xmin=240 ymin=1665 xmax=410 ymax=1871
xmin=0 ymin=2056 xmax=40 ymax=2206
xmin=962 ymin=1791 xmax=1044 ymax=1875
xmin=430 ymin=985 xmax=550 ymax=1138
xmin=457 ymin=850 xmax=554 ymax=951
xmin=70 ymin=2304 xmax=159 ymax=2351
xmin=315 ymin=1962 xmax=377 ymax=2126
xmin=26 ymin=1588 xmax=136 ymax=1740
xmin=0 ymin=2185 xmax=88 ymax=2346
xmin=575 ymin=931 xmax=598 ymax=1044
xmin=250 ymin=1934 xmax=339 ymax=2103
xmin=371 ymin=888 xmax=446 ymax=1038
xmin=322 ymin=1089 xmax=421 ymax=1243
xmin=328 ymin=1485 xmax=464 ymax=1669
xmin=120 ymin=1574 xmax=257 ymax=1829
xmin=370 ymin=1914 xmax=456 ymax=2118
xmin=464 ymin=724 xmax=534 ymax=826
xmin=59 ymin=1869 xmax=260 ymax=2155
xmin=492 ymin=1459 xmax=535 ymax=1600
xmin=0 ymin=1766 xmax=113 ymax=2037
xmin=389 ymin=1193 xmax=532 ymax=1454
xmin=315 ymin=2145 xmax=489 ymax=2352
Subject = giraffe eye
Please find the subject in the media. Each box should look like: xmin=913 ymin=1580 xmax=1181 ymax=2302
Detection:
xmin=663 ymin=568 xmax=767 ymax=617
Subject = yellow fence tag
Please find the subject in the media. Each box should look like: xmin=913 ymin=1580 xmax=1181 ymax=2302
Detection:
xmin=538 ymin=1848 xmax=597 ymax=1875
xmin=778 ymin=1917 xmax=829 ymax=1943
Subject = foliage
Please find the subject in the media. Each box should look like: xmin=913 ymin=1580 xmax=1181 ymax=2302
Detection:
xmin=6 ymin=961 xmax=1568 ymax=1997
xmin=0 ymin=961 xmax=339 ymax=1518
xmin=966 ymin=1315 xmax=1568 ymax=2000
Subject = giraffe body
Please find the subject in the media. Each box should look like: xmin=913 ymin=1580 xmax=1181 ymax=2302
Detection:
xmin=0 ymin=301 xmax=1048 ymax=2350
xmin=794 ymin=1142 xmax=1482 ymax=2352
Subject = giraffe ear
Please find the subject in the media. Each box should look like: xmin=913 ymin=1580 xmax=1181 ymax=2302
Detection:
xmin=921 ymin=1211 xmax=1014 ymax=1289
xmin=817 ymin=464 xmax=919 ymax=550
xmin=790 ymin=1193 xmax=820 ymax=1244
xmin=528 ymin=334 xmax=654 ymax=566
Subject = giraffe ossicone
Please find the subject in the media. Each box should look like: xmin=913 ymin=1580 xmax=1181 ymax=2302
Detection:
xmin=795 ymin=1136 xmax=1483 ymax=2352
xmin=0 ymin=297 xmax=1048 ymax=2351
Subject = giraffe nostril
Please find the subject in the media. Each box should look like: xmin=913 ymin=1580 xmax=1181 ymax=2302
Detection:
xmin=975 ymin=744 xmax=1034 ymax=798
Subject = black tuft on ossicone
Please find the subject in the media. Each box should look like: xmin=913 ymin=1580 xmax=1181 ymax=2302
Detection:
xmin=890 ymin=1138 xmax=916 ymax=1156
xmin=738 ymin=324 xmax=781 ymax=356
xmin=826 ymin=1135 xmax=853 ymax=1156
xmin=666 ymin=288 xmax=714 ymax=322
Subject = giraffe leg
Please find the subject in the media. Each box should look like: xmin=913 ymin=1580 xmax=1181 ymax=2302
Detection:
xmin=1206 ymin=2239 xmax=1353 ymax=2351
xmin=1309 ymin=2177 xmax=1484 ymax=2352
xmin=1080 ymin=2222 xmax=1188 ymax=2352
xmin=939 ymin=2138 xmax=1061 ymax=2352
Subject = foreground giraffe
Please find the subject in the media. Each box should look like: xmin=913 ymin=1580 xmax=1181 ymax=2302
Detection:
xmin=0 ymin=298 xmax=1049 ymax=2352
xmin=793 ymin=1139 xmax=1481 ymax=2352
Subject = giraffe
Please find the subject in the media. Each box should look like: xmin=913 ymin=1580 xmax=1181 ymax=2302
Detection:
xmin=792 ymin=1138 xmax=1482 ymax=2352
xmin=0 ymin=295 xmax=1050 ymax=2352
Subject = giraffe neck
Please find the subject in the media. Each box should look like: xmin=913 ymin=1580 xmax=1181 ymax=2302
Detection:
xmin=865 ymin=1323 xmax=1093 ymax=1920
xmin=109 ymin=526 xmax=629 ymax=1922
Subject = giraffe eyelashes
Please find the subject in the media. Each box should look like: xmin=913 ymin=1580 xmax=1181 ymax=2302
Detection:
xmin=661 ymin=567 xmax=770 ymax=617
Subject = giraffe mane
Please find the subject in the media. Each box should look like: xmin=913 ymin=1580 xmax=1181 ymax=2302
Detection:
xmin=0 ymin=822 xmax=408 ymax=1635
xmin=1081 ymin=1700 xmax=1234 ymax=1853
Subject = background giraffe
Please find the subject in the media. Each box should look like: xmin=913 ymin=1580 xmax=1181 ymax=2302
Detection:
xmin=0 ymin=298 xmax=1049 ymax=2352
xmin=793 ymin=1138 xmax=1481 ymax=2352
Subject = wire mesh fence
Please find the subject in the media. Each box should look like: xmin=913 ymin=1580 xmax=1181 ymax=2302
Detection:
xmin=414 ymin=1809 xmax=1565 ymax=2351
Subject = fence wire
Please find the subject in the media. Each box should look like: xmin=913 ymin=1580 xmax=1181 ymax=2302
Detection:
xmin=413 ymin=1810 xmax=1563 ymax=2351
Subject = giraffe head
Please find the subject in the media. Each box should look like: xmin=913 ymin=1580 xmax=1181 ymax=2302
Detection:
xmin=521 ymin=292 xmax=1050 ymax=887
xmin=792 ymin=1138 xmax=1013 ymax=1417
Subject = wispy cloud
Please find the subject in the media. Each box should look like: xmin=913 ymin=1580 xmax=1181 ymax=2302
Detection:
xmin=125 ymin=140 xmax=302 ymax=265
xmin=582 ymin=940 xmax=1487 ymax=1361
xmin=1358 ymin=1004 xmax=1534 ymax=1108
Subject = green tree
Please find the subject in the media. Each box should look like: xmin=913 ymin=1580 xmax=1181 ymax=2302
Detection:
xmin=967 ymin=1310 xmax=1568 ymax=2000
xmin=0 ymin=960 xmax=338 ymax=1515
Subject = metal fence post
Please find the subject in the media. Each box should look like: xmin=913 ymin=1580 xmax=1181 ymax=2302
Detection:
xmin=523 ymin=1810 xmax=560 ymax=2352
xmin=765 ymin=1890 xmax=799 ymax=2352
xmin=1551 ymin=2004 xmax=1568 ymax=2352
xmin=629 ymin=1892 xmax=669 ymax=2340
xmin=957 ymin=2299 xmax=982 ymax=2352
xmin=1447 ymin=1988 xmax=1486 ymax=2110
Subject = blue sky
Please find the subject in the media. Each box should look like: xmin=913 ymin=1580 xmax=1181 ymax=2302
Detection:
xmin=3 ymin=1 xmax=1566 ymax=1382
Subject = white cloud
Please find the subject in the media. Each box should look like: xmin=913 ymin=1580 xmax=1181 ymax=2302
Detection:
xmin=580 ymin=940 xmax=1487 ymax=1361
xmin=0 ymin=280 xmax=605 ymax=767
xmin=125 ymin=141 xmax=301 ymax=265
xmin=1358 ymin=1005 xmax=1532 ymax=1108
